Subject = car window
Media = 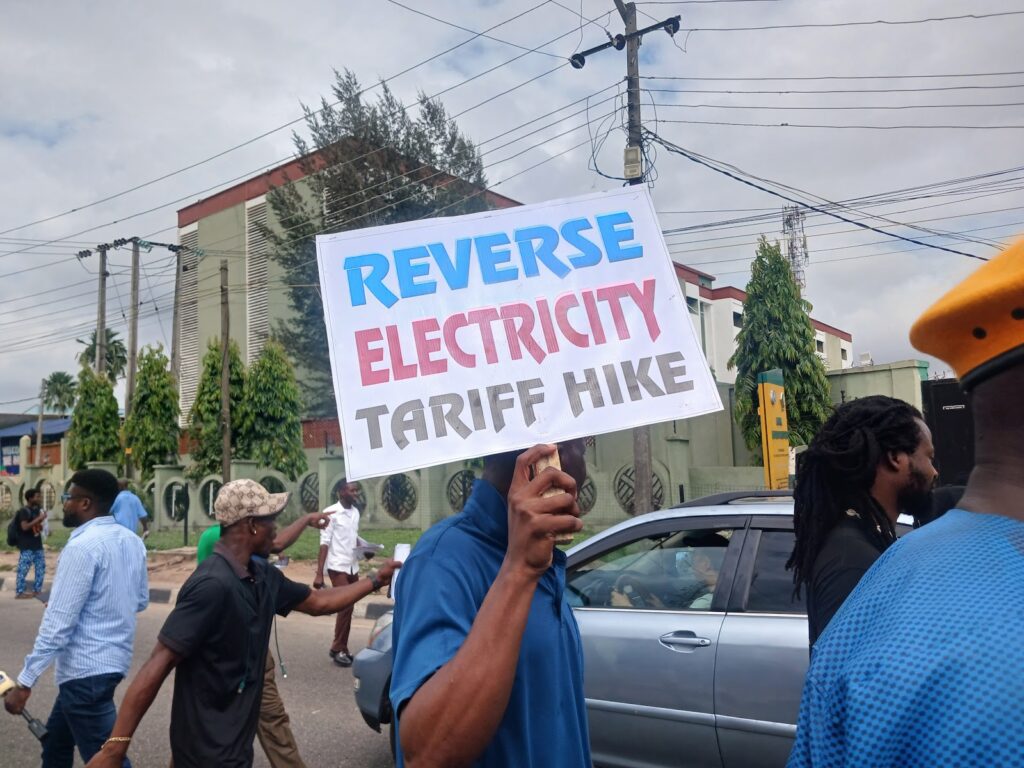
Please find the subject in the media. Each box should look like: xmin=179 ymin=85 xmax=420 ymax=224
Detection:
xmin=746 ymin=530 xmax=806 ymax=614
xmin=567 ymin=527 xmax=736 ymax=611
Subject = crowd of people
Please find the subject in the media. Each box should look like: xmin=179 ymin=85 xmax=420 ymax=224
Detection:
xmin=5 ymin=240 xmax=1023 ymax=766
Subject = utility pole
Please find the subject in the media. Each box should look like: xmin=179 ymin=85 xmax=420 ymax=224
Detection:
xmin=95 ymin=244 xmax=109 ymax=376
xmin=220 ymin=260 xmax=232 ymax=482
xmin=124 ymin=237 xmax=141 ymax=479
xmin=35 ymin=380 xmax=45 ymax=466
xmin=170 ymin=249 xmax=182 ymax=386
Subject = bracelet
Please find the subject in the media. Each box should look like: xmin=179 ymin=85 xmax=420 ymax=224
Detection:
xmin=369 ymin=574 xmax=382 ymax=593
xmin=105 ymin=737 xmax=132 ymax=746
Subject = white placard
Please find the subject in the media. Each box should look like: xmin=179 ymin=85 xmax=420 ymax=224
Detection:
xmin=317 ymin=187 xmax=722 ymax=480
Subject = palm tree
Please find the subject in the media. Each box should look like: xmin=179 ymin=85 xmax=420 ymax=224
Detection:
xmin=76 ymin=328 xmax=128 ymax=383
xmin=42 ymin=371 xmax=77 ymax=415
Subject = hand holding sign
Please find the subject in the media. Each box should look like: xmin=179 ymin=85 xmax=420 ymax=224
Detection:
xmin=507 ymin=444 xmax=582 ymax=579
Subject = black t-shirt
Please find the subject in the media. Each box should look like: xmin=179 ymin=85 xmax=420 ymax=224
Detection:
xmin=159 ymin=546 xmax=311 ymax=768
xmin=15 ymin=506 xmax=43 ymax=551
xmin=807 ymin=516 xmax=888 ymax=647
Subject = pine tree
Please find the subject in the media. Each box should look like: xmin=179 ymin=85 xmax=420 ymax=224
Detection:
xmin=124 ymin=345 xmax=180 ymax=482
xmin=265 ymin=69 xmax=490 ymax=415
xmin=66 ymin=364 xmax=121 ymax=470
xmin=186 ymin=339 xmax=245 ymax=482
xmin=729 ymin=237 xmax=832 ymax=457
xmin=236 ymin=340 xmax=308 ymax=481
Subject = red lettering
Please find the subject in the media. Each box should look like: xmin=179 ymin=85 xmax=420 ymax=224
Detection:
xmin=354 ymin=327 xmax=389 ymax=386
xmin=554 ymin=294 xmax=589 ymax=348
xmin=499 ymin=302 xmax=546 ymax=363
xmin=443 ymin=314 xmax=476 ymax=368
xmin=412 ymin=318 xmax=447 ymax=376
xmin=467 ymin=308 xmax=501 ymax=364
xmin=385 ymin=325 xmax=418 ymax=381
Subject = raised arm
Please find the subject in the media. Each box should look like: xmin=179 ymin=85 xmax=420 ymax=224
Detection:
xmin=83 ymin=641 xmax=182 ymax=767
xmin=272 ymin=511 xmax=332 ymax=554
xmin=399 ymin=445 xmax=581 ymax=768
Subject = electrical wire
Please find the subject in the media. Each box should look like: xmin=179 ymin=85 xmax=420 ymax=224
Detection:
xmin=655 ymin=118 xmax=1024 ymax=130
xmin=681 ymin=11 xmax=1024 ymax=32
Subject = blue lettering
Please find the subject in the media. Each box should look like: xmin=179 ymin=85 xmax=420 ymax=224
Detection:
xmin=561 ymin=218 xmax=603 ymax=268
xmin=344 ymin=254 xmax=397 ymax=308
xmin=394 ymin=246 xmax=437 ymax=298
xmin=475 ymin=233 xmax=518 ymax=284
xmin=514 ymin=225 xmax=569 ymax=279
xmin=427 ymin=240 xmax=472 ymax=290
xmin=597 ymin=211 xmax=643 ymax=263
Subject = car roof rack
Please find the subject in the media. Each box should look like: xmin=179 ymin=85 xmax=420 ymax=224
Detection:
xmin=674 ymin=489 xmax=793 ymax=509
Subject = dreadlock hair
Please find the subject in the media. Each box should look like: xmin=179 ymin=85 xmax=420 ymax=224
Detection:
xmin=786 ymin=395 xmax=925 ymax=597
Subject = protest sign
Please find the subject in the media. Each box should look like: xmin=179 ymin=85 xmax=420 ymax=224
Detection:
xmin=317 ymin=187 xmax=722 ymax=480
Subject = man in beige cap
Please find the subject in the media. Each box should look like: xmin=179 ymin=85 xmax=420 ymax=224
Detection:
xmin=787 ymin=239 xmax=1024 ymax=767
xmin=84 ymin=479 xmax=400 ymax=768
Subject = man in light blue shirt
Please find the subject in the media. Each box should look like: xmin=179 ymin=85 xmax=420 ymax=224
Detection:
xmin=110 ymin=480 xmax=150 ymax=539
xmin=3 ymin=469 xmax=148 ymax=768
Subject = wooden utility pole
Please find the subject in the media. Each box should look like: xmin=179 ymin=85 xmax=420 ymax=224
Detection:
xmin=616 ymin=0 xmax=652 ymax=516
xmin=220 ymin=260 xmax=232 ymax=482
xmin=124 ymin=238 xmax=141 ymax=478
xmin=35 ymin=381 xmax=45 ymax=466
xmin=170 ymin=249 xmax=182 ymax=386
xmin=95 ymin=244 xmax=109 ymax=375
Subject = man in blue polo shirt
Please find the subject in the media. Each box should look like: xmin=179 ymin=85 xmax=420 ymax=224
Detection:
xmin=391 ymin=442 xmax=590 ymax=768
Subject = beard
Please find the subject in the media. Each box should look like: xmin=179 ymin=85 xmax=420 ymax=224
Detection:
xmin=62 ymin=511 xmax=82 ymax=528
xmin=899 ymin=466 xmax=935 ymax=521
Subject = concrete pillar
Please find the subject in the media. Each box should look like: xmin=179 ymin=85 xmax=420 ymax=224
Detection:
xmin=86 ymin=461 xmax=119 ymax=478
xmin=18 ymin=435 xmax=30 ymax=475
xmin=230 ymin=460 xmax=259 ymax=481
xmin=318 ymin=455 xmax=346 ymax=513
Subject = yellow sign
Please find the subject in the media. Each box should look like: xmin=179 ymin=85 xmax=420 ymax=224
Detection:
xmin=757 ymin=370 xmax=790 ymax=490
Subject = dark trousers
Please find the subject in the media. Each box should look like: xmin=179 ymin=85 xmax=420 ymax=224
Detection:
xmin=256 ymin=651 xmax=307 ymax=768
xmin=42 ymin=672 xmax=131 ymax=768
xmin=327 ymin=570 xmax=359 ymax=654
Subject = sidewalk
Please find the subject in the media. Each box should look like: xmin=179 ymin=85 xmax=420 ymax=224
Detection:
xmin=0 ymin=548 xmax=396 ymax=619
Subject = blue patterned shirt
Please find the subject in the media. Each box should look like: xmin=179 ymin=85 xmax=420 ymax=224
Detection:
xmin=18 ymin=515 xmax=149 ymax=687
xmin=789 ymin=509 xmax=1024 ymax=767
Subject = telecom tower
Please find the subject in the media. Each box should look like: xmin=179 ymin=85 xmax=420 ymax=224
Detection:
xmin=782 ymin=206 xmax=809 ymax=293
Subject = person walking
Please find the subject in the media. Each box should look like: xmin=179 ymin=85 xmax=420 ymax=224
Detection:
xmin=788 ymin=238 xmax=1024 ymax=766
xmin=786 ymin=395 xmax=938 ymax=647
xmin=3 ymin=469 xmax=148 ymax=768
xmin=84 ymin=479 xmax=398 ymax=768
xmin=314 ymin=479 xmax=374 ymax=667
xmin=191 ymin=506 xmax=334 ymax=768
xmin=110 ymin=479 xmax=150 ymax=539
xmin=14 ymin=488 xmax=46 ymax=599
xmin=391 ymin=442 xmax=591 ymax=768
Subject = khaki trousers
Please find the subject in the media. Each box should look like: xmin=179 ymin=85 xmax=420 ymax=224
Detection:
xmin=328 ymin=570 xmax=359 ymax=654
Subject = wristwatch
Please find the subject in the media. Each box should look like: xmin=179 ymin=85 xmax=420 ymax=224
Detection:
xmin=369 ymin=573 xmax=382 ymax=593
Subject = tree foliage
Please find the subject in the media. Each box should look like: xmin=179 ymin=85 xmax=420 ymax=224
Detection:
xmin=124 ymin=345 xmax=180 ymax=482
xmin=66 ymin=365 xmax=121 ymax=470
xmin=42 ymin=371 xmax=77 ymax=415
xmin=76 ymin=328 xmax=128 ymax=384
xmin=265 ymin=69 xmax=490 ymax=415
xmin=236 ymin=340 xmax=308 ymax=481
xmin=186 ymin=339 xmax=245 ymax=482
xmin=729 ymin=237 xmax=833 ymax=458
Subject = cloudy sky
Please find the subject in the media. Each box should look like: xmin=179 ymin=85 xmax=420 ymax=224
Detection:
xmin=2 ymin=0 xmax=1021 ymax=414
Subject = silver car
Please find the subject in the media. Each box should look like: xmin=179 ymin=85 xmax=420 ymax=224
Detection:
xmin=353 ymin=491 xmax=911 ymax=767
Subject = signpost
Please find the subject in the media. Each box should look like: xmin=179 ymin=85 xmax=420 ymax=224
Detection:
xmin=317 ymin=188 xmax=722 ymax=480
xmin=757 ymin=369 xmax=790 ymax=490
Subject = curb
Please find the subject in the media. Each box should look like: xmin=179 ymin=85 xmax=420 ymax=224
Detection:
xmin=0 ymin=577 xmax=395 ymax=618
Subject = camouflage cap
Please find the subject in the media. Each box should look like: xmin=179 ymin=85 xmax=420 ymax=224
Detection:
xmin=214 ymin=478 xmax=290 ymax=526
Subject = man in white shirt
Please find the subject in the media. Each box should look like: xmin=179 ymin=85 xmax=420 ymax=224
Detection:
xmin=314 ymin=479 xmax=372 ymax=667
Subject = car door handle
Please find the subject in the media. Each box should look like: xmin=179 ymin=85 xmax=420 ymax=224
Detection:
xmin=659 ymin=630 xmax=712 ymax=650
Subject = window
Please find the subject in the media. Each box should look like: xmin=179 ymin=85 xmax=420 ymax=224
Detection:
xmin=815 ymin=339 xmax=825 ymax=353
xmin=841 ymin=348 xmax=848 ymax=361
xmin=732 ymin=311 xmax=743 ymax=329
xmin=686 ymin=296 xmax=699 ymax=315
xmin=567 ymin=527 xmax=736 ymax=611
xmin=746 ymin=531 xmax=806 ymax=614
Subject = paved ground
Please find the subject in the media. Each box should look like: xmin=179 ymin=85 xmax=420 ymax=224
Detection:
xmin=0 ymin=596 xmax=394 ymax=767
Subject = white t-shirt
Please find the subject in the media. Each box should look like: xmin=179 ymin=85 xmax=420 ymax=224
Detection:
xmin=319 ymin=502 xmax=366 ymax=575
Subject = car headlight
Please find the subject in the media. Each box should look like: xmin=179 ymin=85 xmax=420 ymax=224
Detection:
xmin=368 ymin=611 xmax=394 ymax=648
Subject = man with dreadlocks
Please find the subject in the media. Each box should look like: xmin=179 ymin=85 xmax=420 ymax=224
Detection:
xmin=788 ymin=238 xmax=1024 ymax=767
xmin=787 ymin=395 xmax=937 ymax=647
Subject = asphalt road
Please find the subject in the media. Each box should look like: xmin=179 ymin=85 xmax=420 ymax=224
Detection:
xmin=0 ymin=597 xmax=394 ymax=767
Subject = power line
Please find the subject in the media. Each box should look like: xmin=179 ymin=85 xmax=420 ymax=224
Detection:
xmin=649 ymin=100 xmax=1024 ymax=111
xmin=642 ymin=69 xmax=1024 ymax=82
xmin=383 ymin=0 xmax=565 ymax=59
xmin=647 ymin=130 xmax=989 ymax=261
xmin=641 ymin=82 xmax=1024 ymax=94
xmin=682 ymin=10 xmax=1024 ymax=32
xmin=656 ymin=118 xmax=1024 ymax=130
